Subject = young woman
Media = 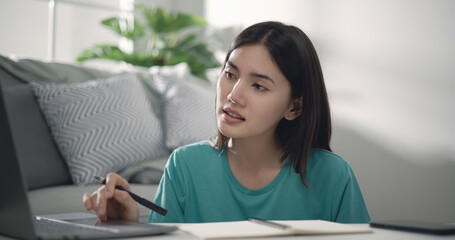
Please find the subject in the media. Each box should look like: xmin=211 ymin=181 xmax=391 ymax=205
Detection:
xmin=83 ymin=21 xmax=370 ymax=224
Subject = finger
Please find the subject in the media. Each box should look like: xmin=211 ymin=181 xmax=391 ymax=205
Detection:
xmin=112 ymin=189 xmax=139 ymax=222
xmin=90 ymin=191 xmax=98 ymax=213
xmin=115 ymin=176 xmax=131 ymax=190
xmin=82 ymin=193 xmax=93 ymax=211
xmin=105 ymin=173 xmax=121 ymax=198
xmin=112 ymin=189 xmax=134 ymax=208
xmin=96 ymin=186 xmax=108 ymax=222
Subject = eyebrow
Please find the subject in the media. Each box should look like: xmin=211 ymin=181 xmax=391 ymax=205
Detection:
xmin=226 ymin=61 xmax=275 ymax=84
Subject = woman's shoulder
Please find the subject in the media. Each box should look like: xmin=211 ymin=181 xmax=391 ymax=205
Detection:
xmin=308 ymin=148 xmax=352 ymax=176
xmin=173 ymin=140 xmax=219 ymax=156
xmin=311 ymin=148 xmax=345 ymax=161
xmin=168 ymin=140 xmax=223 ymax=168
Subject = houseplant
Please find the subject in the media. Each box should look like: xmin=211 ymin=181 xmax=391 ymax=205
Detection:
xmin=76 ymin=4 xmax=220 ymax=80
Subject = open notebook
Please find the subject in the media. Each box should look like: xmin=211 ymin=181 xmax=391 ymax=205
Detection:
xmin=178 ymin=219 xmax=373 ymax=239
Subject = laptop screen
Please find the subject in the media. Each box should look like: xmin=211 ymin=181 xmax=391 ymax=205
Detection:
xmin=0 ymin=80 xmax=38 ymax=239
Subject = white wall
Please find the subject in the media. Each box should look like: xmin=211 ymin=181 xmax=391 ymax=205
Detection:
xmin=0 ymin=0 xmax=49 ymax=59
xmin=206 ymin=0 xmax=455 ymax=222
xmin=0 ymin=0 xmax=123 ymax=62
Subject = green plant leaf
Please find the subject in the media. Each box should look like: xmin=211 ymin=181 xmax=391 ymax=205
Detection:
xmin=76 ymin=44 xmax=166 ymax=67
xmin=101 ymin=17 xmax=144 ymax=40
xmin=77 ymin=4 xmax=221 ymax=80
xmin=165 ymin=12 xmax=206 ymax=33
xmin=76 ymin=44 xmax=126 ymax=61
xmin=137 ymin=5 xmax=206 ymax=33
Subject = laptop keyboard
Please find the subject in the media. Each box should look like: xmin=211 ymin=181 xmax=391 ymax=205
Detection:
xmin=34 ymin=216 xmax=119 ymax=237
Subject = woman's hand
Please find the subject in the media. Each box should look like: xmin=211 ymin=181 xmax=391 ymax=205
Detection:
xmin=82 ymin=173 xmax=139 ymax=222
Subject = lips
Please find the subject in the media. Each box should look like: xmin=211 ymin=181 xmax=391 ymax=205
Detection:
xmin=223 ymin=107 xmax=245 ymax=121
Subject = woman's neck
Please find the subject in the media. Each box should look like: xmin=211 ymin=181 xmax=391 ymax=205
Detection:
xmin=226 ymin=136 xmax=284 ymax=190
xmin=227 ymin=135 xmax=283 ymax=169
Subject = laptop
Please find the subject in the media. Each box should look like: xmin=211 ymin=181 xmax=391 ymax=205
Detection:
xmin=0 ymin=83 xmax=177 ymax=239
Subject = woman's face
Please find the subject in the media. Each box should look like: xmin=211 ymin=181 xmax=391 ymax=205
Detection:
xmin=216 ymin=44 xmax=296 ymax=141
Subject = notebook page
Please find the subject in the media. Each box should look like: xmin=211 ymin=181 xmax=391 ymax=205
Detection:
xmin=178 ymin=220 xmax=372 ymax=239
xmin=178 ymin=221 xmax=289 ymax=239
xmin=273 ymin=220 xmax=373 ymax=234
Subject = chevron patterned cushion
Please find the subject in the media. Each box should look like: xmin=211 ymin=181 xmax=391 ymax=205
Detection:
xmin=154 ymin=73 xmax=217 ymax=150
xmin=30 ymin=74 xmax=168 ymax=185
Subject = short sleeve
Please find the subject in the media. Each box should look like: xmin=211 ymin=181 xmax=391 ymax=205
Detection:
xmin=148 ymin=151 xmax=186 ymax=223
xmin=332 ymin=163 xmax=370 ymax=223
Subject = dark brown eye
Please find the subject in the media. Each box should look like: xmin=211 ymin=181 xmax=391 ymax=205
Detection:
xmin=225 ymin=71 xmax=236 ymax=80
xmin=252 ymin=83 xmax=268 ymax=91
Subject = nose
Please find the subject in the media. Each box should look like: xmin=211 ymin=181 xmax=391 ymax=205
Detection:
xmin=227 ymin=79 xmax=245 ymax=106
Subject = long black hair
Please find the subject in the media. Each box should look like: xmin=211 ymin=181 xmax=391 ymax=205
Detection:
xmin=214 ymin=21 xmax=332 ymax=187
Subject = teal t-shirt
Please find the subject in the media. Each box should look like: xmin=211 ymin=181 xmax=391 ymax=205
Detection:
xmin=148 ymin=141 xmax=370 ymax=223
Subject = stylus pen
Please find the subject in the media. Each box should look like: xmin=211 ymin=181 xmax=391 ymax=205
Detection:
xmin=248 ymin=217 xmax=290 ymax=230
xmin=94 ymin=176 xmax=167 ymax=216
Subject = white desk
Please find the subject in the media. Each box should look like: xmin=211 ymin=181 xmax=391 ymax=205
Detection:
xmin=158 ymin=224 xmax=454 ymax=240
xmin=1 ymin=224 xmax=454 ymax=239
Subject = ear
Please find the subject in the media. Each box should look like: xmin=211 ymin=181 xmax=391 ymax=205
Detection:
xmin=284 ymin=97 xmax=302 ymax=121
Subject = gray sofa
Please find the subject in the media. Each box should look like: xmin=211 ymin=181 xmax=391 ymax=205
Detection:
xmin=0 ymin=55 xmax=217 ymax=222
